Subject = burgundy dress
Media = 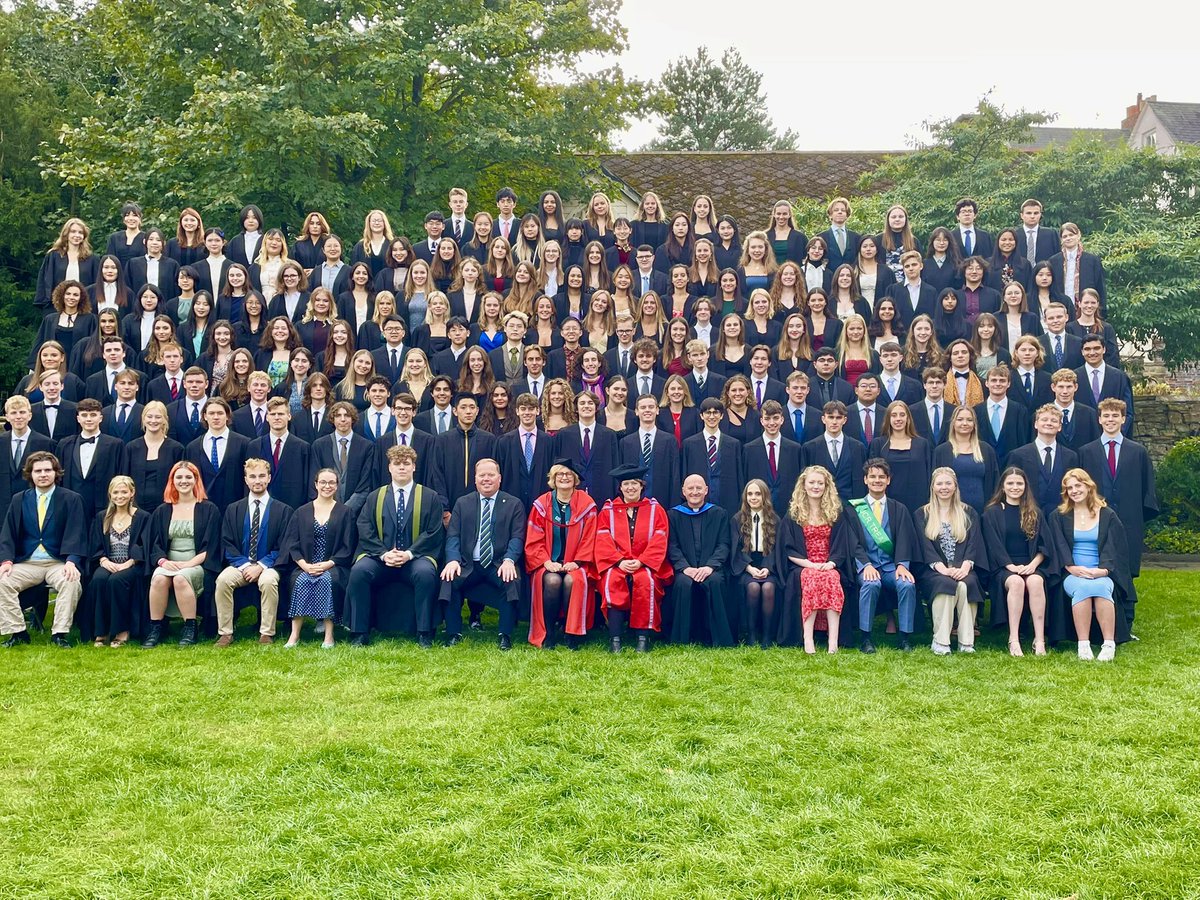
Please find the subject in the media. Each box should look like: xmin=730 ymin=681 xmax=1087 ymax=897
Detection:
xmin=842 ymin=357 xmax=869 ymax=387
xmin=800 ymin=523 xmax=845 ymax=628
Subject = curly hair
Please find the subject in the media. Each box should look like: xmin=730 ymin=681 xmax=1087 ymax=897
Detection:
xmin=788 ymin=465 xmax=842 ymax=525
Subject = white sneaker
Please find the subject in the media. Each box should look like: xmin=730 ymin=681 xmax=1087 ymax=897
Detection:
xmin=1097 ymin=641 xmax=1116 ymax=662
xmin=931 ymin=641 xmax=952 ymax=656
xmin=1078 ymin=642 xmax=1094 ymax=661
xmin=958 ymin=644 xmax=975 ymax=654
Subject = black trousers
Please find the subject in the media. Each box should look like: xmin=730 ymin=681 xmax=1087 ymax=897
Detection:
xmin=346 ymin=556 xmax=438 ymax=635
xmin=444 ymin=564 xmax=518 ymax=637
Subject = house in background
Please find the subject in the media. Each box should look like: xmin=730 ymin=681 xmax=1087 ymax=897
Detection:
xmin=1123 ymin=94 xmax=1200 ymax=154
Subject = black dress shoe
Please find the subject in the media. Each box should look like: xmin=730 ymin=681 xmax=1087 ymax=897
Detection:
xmin=860 ymin=636 xmax=877 ymax=655
xmin=635 ymin=635 xmax=649 ymax=653
xmin=350 ymin=633 xmax=370 ymax=647
xmin=469 ymin=615 xmax=482 ymax=631
xmin=141 ymin=622 xmax=164 ymax=648
xmin=418 ymin=634 xmax=433 ymax=649
xmin=50 ymin=633 xmax=72 ymax=649
xmin=498 ymin=634 xmax=512 ymax=651
xmin=3 ymin=631 xmax=31 ymax=648
xmin=446 ymin=633 xmax=463 ymax=646
xmin=898 ymin=634 xmax=913 ymax=652
xmin=178 ymin=620 xmax=198 ymax=646
xmin=609 ymin=636 xmax=622 ymax=653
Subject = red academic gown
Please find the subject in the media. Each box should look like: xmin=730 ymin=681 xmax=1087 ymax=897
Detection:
xmin=594 ymin=495 xmax=672 ymax=631
xmin=525 ymin=490 xmax=599 ymax=647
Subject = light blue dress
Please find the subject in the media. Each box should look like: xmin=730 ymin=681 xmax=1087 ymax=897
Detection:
xmin=1062 ymin=523 xmax=1115 ymax=605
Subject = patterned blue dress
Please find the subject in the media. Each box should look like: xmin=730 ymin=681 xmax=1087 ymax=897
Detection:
xmin=290 ymin=521 xmax=334 ymax=619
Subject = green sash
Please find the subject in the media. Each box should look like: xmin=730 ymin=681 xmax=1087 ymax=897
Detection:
xmin=357 ymin=484 xmax=426 ymax=562
xmin=851 ymin=497 xmax=894 ymax=556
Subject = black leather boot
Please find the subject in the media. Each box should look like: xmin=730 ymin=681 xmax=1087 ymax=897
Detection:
xmin=141 ymin=621 xmax=164 ymax=648
xmin=178 ymin=619 xmax=198 ymax=646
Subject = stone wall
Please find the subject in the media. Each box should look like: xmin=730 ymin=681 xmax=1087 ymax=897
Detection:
xmin=1134 ymin=396 xmax=1200 ymax=464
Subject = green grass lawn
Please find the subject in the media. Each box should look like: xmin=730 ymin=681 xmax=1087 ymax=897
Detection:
xmin=2 ymin=570 xmax=1199 ymax=899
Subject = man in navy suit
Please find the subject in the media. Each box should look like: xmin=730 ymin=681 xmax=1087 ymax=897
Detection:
xmin=256 ymin=398 xmax=312 ymax=510
xmin=1074 ymin=335 xmax=1135 ymax=436
xmin=1015 ymin=198 xmax=1059 ymax=266
xmin=0 ymin=451 xmax=87 ymax=647
xmin=373 ymin=392 xmax=435 ymax=489
xmin=494 ymin=188 xmax=519 ymax=245
xmin=439 ymin=458 xmax=525 ymax=650
xmin=496 ymin=394 xmax=552 ymax=513
xmin=1050 ymin=370 xmax=1100 ymax=452
xmin=83 ymin=337 xmax=134 ymax=405
xmin=371 ymin=316 xmax=411 ymax=385
xmin=976 ymin=364 xmax=1029 ymax=466
xmin=447 ymin=188 xmax=474 ymax=247
xmin=803 ymin=401 xmax=867 ymax=500
xmin=631 ymin=245 xmax=669 ymax=298
xmin=186 ymin=398 xmax=252 ymax=512
xmin=681 ymin=399 xmax=745 ymax=515
xmin=619 ymin=395 xmax=681 ymax=508
xmin=213 ymin=457 xmax=294 ymax=646
xmin=779 ymin=372 xmax=823 ymax=444
xmin=949 ymin=198 xmax=993 ymax=261
xmin=144 ymin=346 xmax=190 ymax=406
xmin=30 ymin=372 xmax=78 ymax=443
xmin=232 ymin=371 xmax=273 ymax=439
xmin=747 ymin=346 xmax=787 ymax=411
xmin=101 ymin=370 xmax=144 ymax=442
xmin=347 ymin=445 xmax=444 ymax=647
xmin=170 ymin=368 xmax=211 ymax=448
xmin=1039 ymin=303 xmax=1085 ymax=372
xmin=819 ymin=197 xmax=860 ymax=271
xmin=876 ymin=343 xmax=923 ymax=406
xmin=1006 ymin=405 xmax=1079 ymax=514
xmin=744 ymin=401 xmax=803 ymax=515
xmin=909 ymin=368 xmax=951 ymax=445
xmin=604 ymin=318 xmax=638 ymax=380
xmin=311 ymin=402 xmax=375 ymax=514
xmin=887 ymin=251 xmax=937 ymax=326
xmin=629 ymin=340 xmax=665 ymax=401
xmin=683 ymin=340 xmax=726 ymax=403
xmin=843 ymin=374 xmax=884 ymax=446
xmin=509 ymin=345 xmax=548 ymax=403
xmin=1 ymin=397 xmax=54 ymax=515
xmin=57 ymin=399 xmax=127 ymax=518
xmin=553 ymin=392 xmax=617 ymax=507
xmin=412 ymin=211 xmax=446 ymax=263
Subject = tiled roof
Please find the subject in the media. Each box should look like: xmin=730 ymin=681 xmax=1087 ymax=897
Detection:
xmin=1013 ymin=127 xmax=1129 ymax=151
xmin=596 ymin=151 xmax=894 ymax=223
xmin=1146 ymin=101 xmax=1200 ymax=145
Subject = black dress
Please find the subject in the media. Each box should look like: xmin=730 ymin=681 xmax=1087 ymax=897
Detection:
xmin=867 ymin=437 xmax=933 ymax=514
xmin=127 ymin=437 xmax=185 ymax=514
xmin=981 ymin=503 xmax=1065 ymax=638
xmin=81 ymin=508 xmax=151 ymax=642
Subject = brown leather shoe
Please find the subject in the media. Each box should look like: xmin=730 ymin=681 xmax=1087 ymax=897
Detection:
xmin=258 ymin=634 xmax=274 ymax=645
xmin=214 ymin=634 xmax=234 ymax=648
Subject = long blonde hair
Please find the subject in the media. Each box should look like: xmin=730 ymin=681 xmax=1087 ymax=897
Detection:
xmin=788 ymin=465 xmax=842 ymax=525
xmin=103 ymin=475 xmax=138 ymax=534
xmin=947 ymin=405 xmax=983 ymax=463
xmin=923 ymin=466 xmax=970 ymax=542
xmin=1058 ymin=467 xmax=1107 ymax=516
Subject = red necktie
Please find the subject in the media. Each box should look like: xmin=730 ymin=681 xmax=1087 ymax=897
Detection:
xmin=863 ymin=408 xmax=873 ymax=443
xmin=1107 ymin=440 xmax=1117 ymax=478
xmin=273 ymin=438 xmax=282 ymax=469
xmin=768 ymin=440 xmax=777 ymax=479
xmin=170 ymin=378 xmax=179 ymax=400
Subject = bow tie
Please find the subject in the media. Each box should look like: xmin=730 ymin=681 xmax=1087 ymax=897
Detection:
xmin=80 ymin=437 xmax=97 ymax=445
xmin=44 ymin=404 xmax=58 ymax=410
xmin=955 ymin=372 xmax=969 ymax=380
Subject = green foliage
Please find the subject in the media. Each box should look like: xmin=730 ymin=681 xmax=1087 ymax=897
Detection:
xmin=36 ymin=0 xmax=646 ymax=237
xmin=1152 ymin=437 xmax=1200 ymax=529
xmin=645 ymin=47 xmax=798 ymax=152
xmin=3 ymin=572 xmax=1200 ymax=898
xmin=789 ymin=100 xmax=1200 ymax=369
xmin=1144 ymin=523 xmax=1200 ymax=555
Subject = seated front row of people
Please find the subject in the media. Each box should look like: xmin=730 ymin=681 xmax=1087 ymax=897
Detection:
xmin=0 ymin=437 xmax=1136 ymax=661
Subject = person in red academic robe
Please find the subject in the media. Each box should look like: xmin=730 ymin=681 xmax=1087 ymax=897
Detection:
xmin=526 ymin=459 xmax=598 ymax=649
xmin=594 ymin=462 xmax=672 ymax=652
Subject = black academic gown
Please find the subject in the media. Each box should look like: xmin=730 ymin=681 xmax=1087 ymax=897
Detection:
xmin=146 ymin=499 xmax=223 ymax=620
xmin=1078 ymin=438 xmax=1157 ymax=580
xmin=278 ymin=501 xmax=357 ymax=620
xmin=980 ymin=503 xmax=1064 ymax=637
xmin=667 ymin=503 xmax=734 ymax=646
xmin=553 ymin=423 xmax=618 ymax=507
xmin=429 ymin=426 xmax=498 ymax=509
xmin=1045 ymin=506 xmax=1133 ymax=644
xmin=774 ymin=508 xmax=865 ymax=647
xmin=911 ymin=506 xmax=987 ymax=606
xmin=56 ymin=433 xmax=128 ymax=519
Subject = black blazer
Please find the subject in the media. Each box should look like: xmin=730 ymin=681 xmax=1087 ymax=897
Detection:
xmin=630 ymin=269 xmax=670 ymax=298
xmin=372 ymin=429 xmax=435 ymax=489
xmin=1007 ymin=441 xmax=1080 ymax=513
xmin=0 ymin=486 xmax=88 ymax=565
xmin=949 ymin=227 xmax=993 ymax=261
xmin=30 ymin=400 xmax=80 ymax=443
xmin=886 ymin=281 xmax=939 ymax=326
xmin=167 ymin=396 xmax=209 ymax=448
xmin=807 ymin=375 xmax=855 ymax=408
xmin=1073 ymin=365 xmax=1135 ymax=435
xmin=0 ymin=432 xmax=55 ymax=514
xmin=126 ymin=437 xmax=185 ymax=514
xmin=956 ymin=285 xmax=1002 ymax=318
xmin=681 ymin=431 xmax=745 ymax=514
xmin=371 ymin=345 xmax=412 ymax=385
xmin=1054 ymin=405 xmax=1101 ymax=451
xmin=1038 ymin=332 xmax=1085 ymax=372
xmin=842 ymin=402 xmax=886 ymax=446
xmin=983 ymin=253 xmax=1034 ymax=298
xmin=802 ymin=433 xmax=867 ymax=501
xmin=744 ymin=434 xmax=804 ymax=515
xmin=496 ymin=429 xmax=554 ymax=513
xmin=125 ymin=255 xmax=180 ymax=295
xmin=310 ymin=431 xmax=375 ymax=506
xmin=908 ymin=400 xmax=952 ymax=445
xmin=443 ymin=490 xmax=524 ymax=581
xmin=413 ymin=406 xmax=457 ymax=436
xmin=185 ymin=431 xmax=253 ymax=511
xmin=83 ymin=369 xmax=124 ymax=406
xmin=619 ymin=428 xmax=681 ymax=508
xmin=818 ymin=227 xmax=861 ymax=271
xmin=56 ymin=433 xmax=127 ymax=518
xmin=147 ymin=499 xmax=223 ymax=576
xmin=428 ymin=427 xmax=498 ymax=509
xmin=232 ymin=404 xmax=271 ymax=441
xmin=974 ymin=398 xmax=1031 ymax=465
xmin=683 ymin=371 xmax=726 ymax=404
xmin=252 ymin=434 xmax=313 ymax=511
xmin=290 ymin=405 xmax=335 ymax=445
xmin=877 ymin=372 xmax=924 ymax=406
xmin=780 ymin=403 xmax=824 ymax=444
xmin=291 ymin=237 xmax=327 ymax=272
xmin=1014 ymin=226 xmax=1060 ymax=265
xmin=552 ymin=422 xmax=618 ymax=507
xmin=603 ymin=345 xmax=638 ymax=380
xmin=1008 ymin=369 xmax=1054 ymax=412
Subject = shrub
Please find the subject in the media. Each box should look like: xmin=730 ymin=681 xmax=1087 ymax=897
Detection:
xmin=1155 ymin=436 xmax=1200 ymax=528
xmin=1144 ymin=522 xmax=1200 ymax=555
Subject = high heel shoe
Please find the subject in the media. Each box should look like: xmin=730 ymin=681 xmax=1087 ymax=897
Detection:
xmin=1033 ymin=640 xmax=1047 ymax=657
xmin=1008 ymin=640 xmax=1024 ymax=657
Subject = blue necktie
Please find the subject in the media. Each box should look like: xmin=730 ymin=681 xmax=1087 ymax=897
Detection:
xmin=932 ymin=404 xmax=941 ymax=438
xmin=394 ymin=487 xmax=406 ymax=549
xmin=793 ymin=409 xmax=803 ymax=437
xmin=523 ymin=432 xmax=534 ymax=471
xmin=964 ymin=230 xmax=973 ymax=256
xmin=191 ymin=402 xmax=201 ymax=428
xmin=990 ymin=404 xmax=1001 ymax=439
xmin=117 ymin=404 xmax=129 ymax=430
xmin=210 ymin=436 xmax=221 ymax=469
xmin=642 ymin=432 xmax=652 ymax=468
xmin=1054 ymin=336 xmax=1063 ymax=370
xmin=479 ymin=497 xmax=494 ymax=569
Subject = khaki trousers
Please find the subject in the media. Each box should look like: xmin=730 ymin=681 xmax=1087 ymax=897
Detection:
xmin=0 ymin=561 xmax=83 ymax=635
xmin=215 ymin=566 xmax=281 ymax=636
xmin=931 ymin=582 xmax=973 ymax=647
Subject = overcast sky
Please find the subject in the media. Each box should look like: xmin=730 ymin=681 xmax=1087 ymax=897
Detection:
xmin=604 ymin=0 xmax=1195 ymax=151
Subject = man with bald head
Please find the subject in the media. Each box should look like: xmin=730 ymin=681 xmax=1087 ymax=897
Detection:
xmin=666 ymin=474 xmax=733 ymax=647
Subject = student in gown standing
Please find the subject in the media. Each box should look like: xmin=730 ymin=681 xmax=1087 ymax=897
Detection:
xmin=867 ymin=400 xmax=933 ymax=515
xmin=666 ymin=474 xmax=733 ymax=647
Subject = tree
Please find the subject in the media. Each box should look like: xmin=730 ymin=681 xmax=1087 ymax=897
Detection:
xmin=37 ymin=0 xmax=646 ymax=237
xmin=646 ymin=47 xmax=797 ymax=152
xmin=787 ymin=100 xmax=1200 ymax=371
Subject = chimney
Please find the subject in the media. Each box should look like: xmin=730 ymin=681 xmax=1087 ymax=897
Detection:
xmin=1122 ymin=92 xmax=1154 ymax=130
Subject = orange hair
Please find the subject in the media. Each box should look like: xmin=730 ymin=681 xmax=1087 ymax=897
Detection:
xmin=163 ymin=461 xmax=209 ymax=504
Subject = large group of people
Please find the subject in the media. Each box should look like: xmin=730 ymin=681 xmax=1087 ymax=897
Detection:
xmin=1 ymin=188 xmax=1158 ymax=659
